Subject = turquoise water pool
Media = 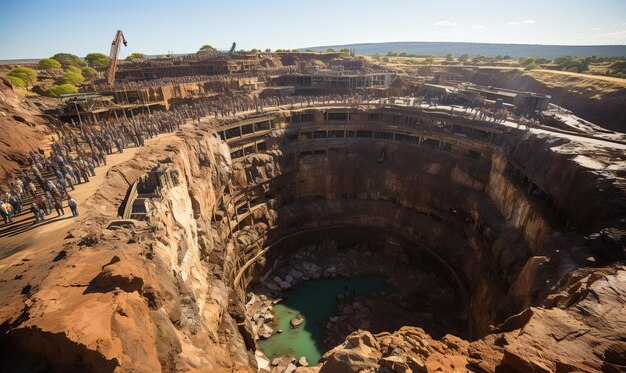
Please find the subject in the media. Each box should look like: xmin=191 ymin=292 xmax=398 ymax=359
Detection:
xmin=257 ymin=275 xmax=388 ymax=364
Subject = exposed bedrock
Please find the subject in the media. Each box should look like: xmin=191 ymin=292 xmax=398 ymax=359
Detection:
xmin=1 ymin=106 xmax=624 ymax=372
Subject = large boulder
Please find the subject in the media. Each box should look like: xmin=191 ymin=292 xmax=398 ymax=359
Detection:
xmin=319 ymin=330 xmax=381 ymax=373
xmin=290 ymin=314 xmax=305 ymax=328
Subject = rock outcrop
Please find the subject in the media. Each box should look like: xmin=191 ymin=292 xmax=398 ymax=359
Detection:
xmin=310 ymin=264 xmax=626 ymax=373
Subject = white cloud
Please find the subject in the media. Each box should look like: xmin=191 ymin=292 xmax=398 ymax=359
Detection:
xmin=472 ymin=25 xmax=485 ymax=29
xmin=523 ymin=19 xmax=536 ymax=24
xmin=506 ymin=21 xmax=520 ymax=25
xmin=591 ymin=27 xmax=603 ymax=31
xmin=434 ymin=20 xmax=457 ymax=27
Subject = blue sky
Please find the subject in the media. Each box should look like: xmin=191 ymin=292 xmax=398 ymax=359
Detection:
xmin=1 ymin=0 xmax=625 ymax=59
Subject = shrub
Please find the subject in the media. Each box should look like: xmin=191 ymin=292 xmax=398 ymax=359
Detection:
xmin=60 ymin=71 xmax=85 ymax=85
xmin=125 ymin=53 xmax=147 ymax=61
xmin=7 ymin=76 xmax=26 ymax=88
xmin=52 ymin=53 xmax=86 ymax=68
xmin=45 ymin=84 xmax=78 ymax=97
xmin=66 ymin=65 xmax=82 ymax=74
xmin=521 ymin=57 xmax=536 ymax=67
xmin=37 ymin=58 xmax=62 ymax=70
xmin=326 ymin=48 xmax=336 ymax=53
xmin=524 ymin=63 xmax=540 ymax=71
xmin=8 ymin=67 xmax=37 ymax=87
xmin=82 ymin=66 xmax=98 ymax=80
xmin=84 ymin=53 xmax=109 ymax=70
xmin=198 ymin=45 xmax=216 ymax=53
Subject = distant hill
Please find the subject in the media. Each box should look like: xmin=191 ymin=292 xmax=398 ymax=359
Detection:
xmin=301 ymin=41 xmax=626 ymax=58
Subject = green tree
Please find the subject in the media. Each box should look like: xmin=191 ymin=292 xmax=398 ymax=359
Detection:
xmin=458 ymin=54 xmax=469 ymax=63
xmin=326 ymin=48 xmax=336 ymax=53
xmin=7 ymin=76 xmax=26 ymax=88
xmin=45 ymin=84 xmax=78 ymax=97
xmin=84 ymin=53 xmax=110 ymax=70
xmin=553 ymin=56 xmax=589 ymax=73
xmin=37 ymin=58 xmax=62 ymax=70
xmin=424 ymin=57 xmax=434 ymax=65
xmin=52 ymin=53 xmax=85 ymax=68
xmin=8 ymin=67 xmax=37 ymax=87
xmin=198 ymin=44 xmax=216 ymax=53
xmin=125 ymin=53 xmax=147 ymax=61
xmin=60 ymin=71 xmax=85 ymax=85
xmin=339 ymin=48 xmax=350 ymax=53
xmin=445 ymin=53 xmax=454 ymax=61
xmin=82 ymin=66 xmax=98 ymax=80
xmin=503 ymin=55 xmax=511 ymax=60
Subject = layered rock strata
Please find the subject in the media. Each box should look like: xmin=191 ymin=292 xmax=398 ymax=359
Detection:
xmin=1 ymin=105 xmax=624 ymax=373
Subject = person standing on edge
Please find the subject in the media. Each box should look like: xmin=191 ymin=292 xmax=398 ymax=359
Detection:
xmin=31 ymin=202 xmax=43 ymax=223
xmin=54 ymin=198 xmax=65 ymax=217
xmin=68 ymin=196 xmax=78 ymax=217
xmin=0 ymin=200 xmax=13 ymax=224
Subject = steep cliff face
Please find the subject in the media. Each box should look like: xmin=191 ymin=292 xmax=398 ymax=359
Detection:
xmin=0 ymin=81 xmax=54 ymax=181
xmin=309 ymin=131 xmax=625 ymax=373
xmin=0 ymin=126 xmax=258 ymax=372
xmin=313 ymin=264 xmax=626 ymax=373
xmin=2 ymin=109 xmax=623 ymax=372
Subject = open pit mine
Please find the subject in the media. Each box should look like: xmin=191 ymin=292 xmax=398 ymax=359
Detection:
xmin=0 ymin=47 xmax=625 ymax=373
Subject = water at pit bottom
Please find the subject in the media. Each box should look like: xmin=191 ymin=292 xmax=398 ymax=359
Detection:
xmin=257 ymin=274 xmax=389 ymax=364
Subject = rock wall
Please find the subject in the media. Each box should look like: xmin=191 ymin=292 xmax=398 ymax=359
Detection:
xmin=0 ymin=81 xmax=54 ymax=181
xmin=0 ymin=126 xmax=258 ymax=372
xmin=2 ymin=109 xmax=624 ymax=372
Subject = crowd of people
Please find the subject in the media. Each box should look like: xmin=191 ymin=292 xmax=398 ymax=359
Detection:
xmin=0 ymin=106 xmax=188 ymax=228
xmin=1 ymin=91 xmax=541 ymax=229
xmin=173 ymin=92 xmax=380 ymax=120
xmin=1 ymin=150 xmax=82 ymax=226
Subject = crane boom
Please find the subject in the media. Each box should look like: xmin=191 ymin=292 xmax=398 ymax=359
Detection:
xmin=106 ymin=30 xmax=128 ymax=85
